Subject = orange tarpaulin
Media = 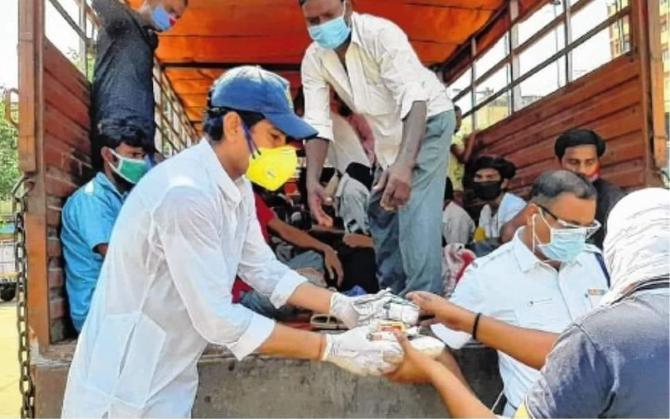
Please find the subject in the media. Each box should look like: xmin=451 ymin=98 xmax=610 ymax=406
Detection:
xmin=129 ymin=0 xmax=524 ymax=129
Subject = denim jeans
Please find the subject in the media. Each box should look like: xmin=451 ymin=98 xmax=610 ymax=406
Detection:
xmin=240 ymin=251 xmax=324 ymax=320
xmin=368 ymin=110 xmax=455 ymax=296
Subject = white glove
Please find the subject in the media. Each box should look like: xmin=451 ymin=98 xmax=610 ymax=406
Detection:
xmin=369 ymin=325 xmax=446 ymax=359
xmin=321 ymin=327 xmax=403 ymax=376
xmin=329 ymin=289 xmax=420 ymax=329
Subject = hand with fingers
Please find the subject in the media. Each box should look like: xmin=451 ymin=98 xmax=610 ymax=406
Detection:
xmin=323 ymin=247 xmax=344 ymax=288
xmin=329 ymin=289 xmax=420 ymax=329
xmin=373 ymin=162 xmax=413 ymax=211
xmin=321 ymin=326 xmax=404 ymax=376
xmin=407 ymin=291 xmax=473 ymax=332
xmin=385 ymin=331 xmax=441 ymax=383
xmin=307 ymin=181 xmax=334 ymax=227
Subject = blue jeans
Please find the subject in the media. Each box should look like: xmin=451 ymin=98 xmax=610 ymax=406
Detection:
xmin=368 ymin=110 xmax=455 ymax=296
xmin=240 ymin=251 xmax=324 ymax=320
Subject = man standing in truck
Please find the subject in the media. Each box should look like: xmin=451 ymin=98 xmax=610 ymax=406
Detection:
xmin=62 ymin=67 xmax=413 ymax=418
xmin=298 ymin=0 xmax=456 ymax=296
xmin=90 ymin=0 xmax=188 ymax=169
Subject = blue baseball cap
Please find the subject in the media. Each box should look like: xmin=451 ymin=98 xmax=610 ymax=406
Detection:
xmin=207 ymin=66 xmax=317 ymax=140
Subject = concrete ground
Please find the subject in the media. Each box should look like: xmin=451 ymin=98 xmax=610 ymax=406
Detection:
xmin=0 ymin=301 xmax=19 ymax=418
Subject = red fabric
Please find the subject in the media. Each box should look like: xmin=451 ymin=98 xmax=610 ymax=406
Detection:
xmin=232 ymin=193 xmax=277 ymax=303
xmin=346 ymin=114 xmax=376 ymax=166
xmin=254 ymin=192 xmax=276 ymax=242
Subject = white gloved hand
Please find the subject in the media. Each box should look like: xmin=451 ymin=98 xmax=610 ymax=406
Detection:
xmin=329 ymin=289 xmax=420 ymax=329
xmin=321 ymin=327 xmax=403 ymax=376
xmin=369 ymin=325 xmax=446 ymax=359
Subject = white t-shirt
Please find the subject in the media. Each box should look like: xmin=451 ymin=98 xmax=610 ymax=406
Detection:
xmin=478 ymin=192 xmax=526 ymax=239
xmin=442 ymin=202 xmax=475 ymax=245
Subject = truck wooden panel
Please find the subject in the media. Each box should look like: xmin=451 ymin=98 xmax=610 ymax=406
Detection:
xmin=476 ymin=54 xmax=660 ymax=193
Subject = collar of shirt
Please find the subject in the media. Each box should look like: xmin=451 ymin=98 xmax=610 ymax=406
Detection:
xmin=94 ymin=172 xmax=127 ymax=200
xmin=195 ymin=139 xmax=243 ymax=206
xmin=512 ymin=227 xmax=583 ymax=273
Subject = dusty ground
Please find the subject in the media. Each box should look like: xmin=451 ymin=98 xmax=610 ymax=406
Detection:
xmin=0 ymin=301 xmax=19 ymax=417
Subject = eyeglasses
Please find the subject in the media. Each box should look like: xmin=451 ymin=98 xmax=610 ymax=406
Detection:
xmin=537 ymin=204 xmax=601 ymax=239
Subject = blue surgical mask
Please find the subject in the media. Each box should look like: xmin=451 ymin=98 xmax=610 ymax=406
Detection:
xmin=532 ymin=213 xmax=587 ymax=263
xmin=151 ymin=4 xmax=174 ymax=32
xmin=307 ymin=4 xmax=351 ymax=50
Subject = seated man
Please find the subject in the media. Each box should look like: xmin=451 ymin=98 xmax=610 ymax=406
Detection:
xmin=468 ymin=156 xmax=525 ymax=254
xmin=442 ymin=177 xmax=475 ymax=246
xmin=337 ymin=162 xmax=374 ymax=236
xmin=61 ymin=117 xmax=151 ymax=332
xmin=234 ymin=190 xmax=344 ymax=320
xmin=435 ymin=170 xmax=609 ymax=415
xmin=501 ymin=129 xmax=625 ymax=248
xmin=390 ymin=188 xmax=669 ymax=418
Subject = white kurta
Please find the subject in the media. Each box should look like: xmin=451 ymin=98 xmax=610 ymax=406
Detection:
xmin=62 ymin=140 xmax=306 ymax=418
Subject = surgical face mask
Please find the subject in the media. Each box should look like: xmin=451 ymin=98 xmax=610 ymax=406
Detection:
xmin=532 ymin=212 xmax=587 ymax=263
xmin=151 ymin=4 xmax=176 ymax=32
xmin=307 ymin=3 xmax=351 ymax=50
xmin=243 ymin=126 xmax=298 ymax=191
xmin=473 ymin=180 xmax=503 ymax=201
xmin=109 ymin=149 xmax=149 ymax=185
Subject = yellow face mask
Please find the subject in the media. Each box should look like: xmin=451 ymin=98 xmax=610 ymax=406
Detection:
xmin=246 ymin=145 xmax=298 ymax=191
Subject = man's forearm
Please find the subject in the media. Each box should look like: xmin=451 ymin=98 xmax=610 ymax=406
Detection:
xmin=287 ymin=282 xmax=333 ymax=315
xmin=454 ymin=311 xmax=558 ymax=370
xmin=276 ymin=222 xmax=332 ymax=254
xmin=395 ymin=101 xmax=427 ymax=166
xmin=257 ymin=322 xmax=326 ymax=361
xmin=428 ymin=361 xmax=495 ymax=418
xmin=304 ymin=138 xmax=330 ymax=185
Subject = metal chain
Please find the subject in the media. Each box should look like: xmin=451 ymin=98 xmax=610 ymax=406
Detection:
xmin=13 ymin=175 xmax=35 ymax=419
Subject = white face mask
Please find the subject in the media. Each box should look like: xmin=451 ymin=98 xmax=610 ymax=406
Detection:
xmin=531 ymin=207 xmax=600 ymax=263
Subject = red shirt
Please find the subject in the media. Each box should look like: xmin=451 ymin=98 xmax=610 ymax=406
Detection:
xmin=232 ymin=193 xmax=276 ymax=302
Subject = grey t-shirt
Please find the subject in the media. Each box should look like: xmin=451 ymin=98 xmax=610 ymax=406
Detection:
xmin=524 ymin=288 xmax=669 ymax=418
xmin=91 ymin=0 xmax=158 ymax=162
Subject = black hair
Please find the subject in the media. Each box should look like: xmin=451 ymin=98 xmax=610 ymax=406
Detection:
xmin=345 ymin=162 xmax=373 ymax=191
xmin=554 ymin=128 xmax=606 ymax=159
xmin=454 ymin=105 xmax=462 ymax=114
xmin=469 ymin=155 xmax=517 ymax=180
xmin=530 ymin=170 xmax=597 ymax=205
xmin=444 ymin=177 xmax=454 ymax=201
xmin=203 ymin=108 xmax=265 ymax=142
xmin=293 ymin=88 xmax=305 ymax=116
xmin=97 ymin=117 xmax=151 ymax=151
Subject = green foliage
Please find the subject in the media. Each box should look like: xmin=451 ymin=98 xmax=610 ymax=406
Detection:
xmin=0 ymin=87 xmax=20 ymax=200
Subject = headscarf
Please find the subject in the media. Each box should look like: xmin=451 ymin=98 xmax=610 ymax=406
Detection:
xmin=601 ymin=188 xmax=670 ymax=305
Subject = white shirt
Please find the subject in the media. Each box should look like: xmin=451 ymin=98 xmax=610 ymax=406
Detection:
xmin=478 ymin=192 xmax=526 ymax=239
xmin=302 ymin=12 xmax=453 ymax=168
xmin=440 ymin=229 xmax=609 ymax=409
xmin=327 ymin=112 xmax=371 ymax=173
xmin=336 ymin=172 xmax=370 ymax=234
xmin=442 ymin=201 xmax=475 ymax=245
xmin=62 ymin=140 xmax=307 ymax=418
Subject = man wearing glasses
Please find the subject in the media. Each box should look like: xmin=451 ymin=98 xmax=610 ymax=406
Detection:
xmin=430 ymin=170 xmax=609 ymax=416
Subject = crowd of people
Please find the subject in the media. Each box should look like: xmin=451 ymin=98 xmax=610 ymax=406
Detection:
xmin=57 ymin=0 xmax=668 ymax=417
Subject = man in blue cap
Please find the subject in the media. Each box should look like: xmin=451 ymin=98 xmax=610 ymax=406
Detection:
xmin=61 ymin=66 xmax=412 ymax=418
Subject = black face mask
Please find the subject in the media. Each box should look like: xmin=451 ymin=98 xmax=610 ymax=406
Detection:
xmin=473 ymin=180 xmax=503 ymax=201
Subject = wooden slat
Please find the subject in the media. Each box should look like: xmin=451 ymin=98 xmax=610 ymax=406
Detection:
xmin=481 ymin=56 xmax=639 ymax=146
xmin=45 ymin=166 xmax=80 ymax=199
xmin=44 ymin=104 xmax=91 ymax=153
xmin=477 ymin=48 xmax=652 ymax=192
xmin=44 ymin=72 xmax=90 ymax=132
xmin=44 ymin=41 xmax=90 ymax=107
